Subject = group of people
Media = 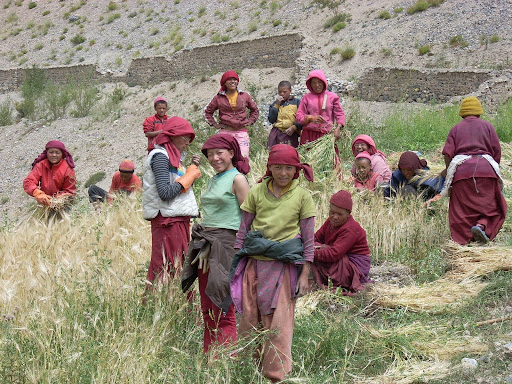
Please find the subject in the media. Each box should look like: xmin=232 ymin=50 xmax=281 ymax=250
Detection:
xmin=22 ymin=66 xmax=507 ymax=382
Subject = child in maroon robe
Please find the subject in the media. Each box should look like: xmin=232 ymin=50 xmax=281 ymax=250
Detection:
xmin=312 ymin=190 xmax=371 ymax=293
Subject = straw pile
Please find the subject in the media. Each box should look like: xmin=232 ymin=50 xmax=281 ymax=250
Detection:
xmin=354 ymin=360 xmax=451 ymax=384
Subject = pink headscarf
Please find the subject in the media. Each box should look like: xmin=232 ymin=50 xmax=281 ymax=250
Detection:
xmin=201 ymin=133 xmax=250 ymax=175
xmin=355 ymin=151 xmax=372 ymax=162
xmin=351 ymin=134 xmax=386 ymax=158
xmin=330 ymin=190 xmax=353 ymax=212
xmin=219 ymin=70 xmax=239 ymax=92
xmin=154 ymin=116 xmax=196 ymax=168
xmin=262 ymin=144 xmax=314 ymax=182
xmin=31 ymin=140 xmax=75 ymax=169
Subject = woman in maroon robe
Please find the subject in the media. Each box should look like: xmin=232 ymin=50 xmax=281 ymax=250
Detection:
xmin=312 ymin=190 xmax=371 ymax=294
xmin=442 ymin=96 xmax=507 ymax=244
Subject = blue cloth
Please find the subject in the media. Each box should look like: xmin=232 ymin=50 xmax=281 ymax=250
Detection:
xmin=383 ymin=167 xmax=445 ymax=200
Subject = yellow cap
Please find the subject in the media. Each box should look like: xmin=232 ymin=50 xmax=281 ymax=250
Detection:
xmin=459 ymin=96 xmax=483 ymax=117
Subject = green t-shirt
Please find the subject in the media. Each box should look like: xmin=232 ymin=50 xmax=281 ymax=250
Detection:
xmin=240 ymin=178 xmax=316 ymax=242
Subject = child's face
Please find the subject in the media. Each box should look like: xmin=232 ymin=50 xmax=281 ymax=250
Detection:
xmin=310 ymin=78 xmax=325 ymax=94
xmin=400 ymin=167 xmax=415 ymax=180
xmin=269 ymin=164 xmax=296 ymax=188
xmin=155 ymin=102 xmax=167 ymax=117
xmin=119 ymin=171 xmax=133 ymax=183
xmin=224 ymin=77 xmax=239 ymax=92
xmin=356 ymin=158 xmax=371 ymax=180
xmin=277 ymin=86 xmax=291 ymax=101
xmin=328 ymin=204 xmax=350 ymax=227
xmin=47 ymin=148 xmax=63 ymax=165
xmin=207 ymin=148 xmax=234 ymax=174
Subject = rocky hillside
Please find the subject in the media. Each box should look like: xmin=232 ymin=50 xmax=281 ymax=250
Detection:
xmin=1 ymin=0 xmax=512 ymax=221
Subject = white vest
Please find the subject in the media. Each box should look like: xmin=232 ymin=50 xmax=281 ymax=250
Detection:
xmin=142 ymin=147 xmax=199 ymax=220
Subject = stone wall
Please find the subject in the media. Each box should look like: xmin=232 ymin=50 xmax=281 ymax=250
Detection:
xmin=0 ymin=33 xmax=303 ymax=92
xmin=354 ymin=67 xmax=492 ymax=102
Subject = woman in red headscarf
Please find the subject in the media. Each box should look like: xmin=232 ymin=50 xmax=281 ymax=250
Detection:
xmin=384 ymin=151 xmax=444 ymax=200
xmin=23 ymin=140 xmax=76 ymax=208
xmin=204 ymin=70 xmax=259 ymax=158
xmin=351 ymin=134 xmax=391 ymax=182
xmin=312 ymin=190 xmax=371 ymax=294
xmin=142 ymin=116 xmax=202 ymax=288
xmin=182 ymin=133 xmax=250 ymax=354
xmin=230 ymin=144 xmax=315 ymax=382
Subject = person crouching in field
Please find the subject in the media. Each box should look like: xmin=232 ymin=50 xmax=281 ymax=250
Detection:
xmin=312 ymin=190 xmax=371 ymax=294
xmin=230 ymin=144 xmax=315 ymax=382
xmin=266 ymin=80 xmax=302 ymax=148
xmin=204 ymin=70 xmax=259 ymax=158
xmin=352 ymin=151 xmax=383 ymax=192
xmin=441 ymin=96 xmax=507 ymax=245
xmin=88 ymin=159 xmax=141 ymax=205
xmin=23 ymin=140 xmax=76 ymax=212
xmin=351 ymin=134 xmax=392 ymax=182
xmin=384 ymin=151 xmax=444 ymax=201
xmin=182 ymin=134 xmax=250 ymax=354
xmin=143 ymin=117 xmax=201 ymax=289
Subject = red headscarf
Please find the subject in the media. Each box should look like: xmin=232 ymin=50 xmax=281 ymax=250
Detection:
xmin=330 ymin=190 xmax=353 ymax=212
xmin=119 ymin=159 xmax=135 ymax=172
xmin=262 ymin=144 xmax=314 ymax=182
xmin=201 ymin=133 xmax=250 ymax=175
xmin=219 ymin=70 xmax=239 ymax=92
xmin=398 ymin=151 xmax=427 ymax=171
xmin=31 ymin=140 xmax=75 ymax=169
xmin=154 ymin=116 xmax=196 ymax=168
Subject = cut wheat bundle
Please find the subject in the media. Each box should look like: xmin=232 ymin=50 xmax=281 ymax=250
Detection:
xmin=368 ymin=277 xmax=488 ymax=313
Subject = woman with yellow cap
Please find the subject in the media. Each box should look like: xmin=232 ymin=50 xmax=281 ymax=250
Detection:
xmin=441 ymin=96 xmax=507 ymax=244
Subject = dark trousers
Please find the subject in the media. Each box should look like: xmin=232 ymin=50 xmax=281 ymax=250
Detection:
xmin=88 ymin=185 xmax=108 ymax=203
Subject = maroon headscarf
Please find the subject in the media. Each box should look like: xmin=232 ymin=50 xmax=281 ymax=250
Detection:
xmin=31 ymin=140 xmax=75 ymax=169
xmin=219 ymin=70 xmax=239 ymax=92
xmin=201 ymin=133 xmax=250 ymax=175
xmin=262 ymin=144 xmax=314 ymax=182
xmin=330 ymin=190 xmax=353 ymax=212
xmin=398 ymin=151 xmax=427 ymax=171
xmin=154 ymin=116 xmax=196 ymax=168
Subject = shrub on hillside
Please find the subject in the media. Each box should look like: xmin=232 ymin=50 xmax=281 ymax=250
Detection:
xmin=406 ymin=0 xmax=444 ymax=14
xmin=70 ymin=34 xmax=86 ymax=46
xmin=323 ymin=13 xmax=351 ymax=31
xmin=418 ymin=44 xmax=431 ymax=55
xmin=0 ymin=99 xmax=14 ymax=126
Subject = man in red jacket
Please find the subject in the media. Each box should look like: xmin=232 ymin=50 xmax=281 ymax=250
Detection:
xmin=312 ymin=190 xmax=371 ymax=294
xmin=143 ymin=97 xmax=168 ymax=153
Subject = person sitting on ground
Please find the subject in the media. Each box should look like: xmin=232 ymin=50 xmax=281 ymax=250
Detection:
xmin=352 ymin=151 xmax=383 ymax=192
xmin=441 ymin=96 xmax=507 ymax=245
xmin=143 ymin=97 xmax=168 ymax=154
xmin=312 ymin=190 xmax=371 ymax=294
xmin=351 ymin=134 xmax=392 ymax=182
xmin=267 ymin=80 xmax=302 ymax=148
xmin=23 ymin=140 xmax=76 ymax=210
xmin=204 ymin=70 xmax=259 ymax=158
xmin=384 ymin=151 xmax=444 ymax=200
xmin=88 ymin=159 xmax=142 ymax=204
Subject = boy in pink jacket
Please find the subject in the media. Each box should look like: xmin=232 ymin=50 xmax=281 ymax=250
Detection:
xmin=296 ymin=69 xmax=345 ymax=145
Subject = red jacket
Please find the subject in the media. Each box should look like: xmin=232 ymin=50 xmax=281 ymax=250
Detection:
xmin=353 ymin=171 xmax=383 ymax=191
xmin=108 ymin=172 xmax=141 ymax=202
xmin=143 ymin=114 xmax=167 ymax=152
xmin=204 ymin=91 xmax=259 ymax=130
xmin=23 ymin=159 xmax=76 ymax=197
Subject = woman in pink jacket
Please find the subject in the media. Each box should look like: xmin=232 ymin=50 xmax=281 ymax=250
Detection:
xmin=351 ymin=134 xmax=392 ymax=182
xmin=296 ymin=69 xmax=345 ymax=145
xmin=204 ymin=70 xmax=259 ymax=158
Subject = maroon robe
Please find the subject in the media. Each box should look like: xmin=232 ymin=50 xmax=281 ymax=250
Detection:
xmin=442 ymin=116 xmax=507 ymax=244
xmin=312 ymin=215 xmax=371 ymax=292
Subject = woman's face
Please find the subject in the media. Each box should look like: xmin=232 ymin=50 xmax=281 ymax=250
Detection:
xmin=47 ymin=148 xmax=63 ymax=165
xmin=207 ymin=148 xmax=234 ymax=174
xmin=328 ymin=204 xmax=350 ymax=227
xmin=269 ymin=164 xmax=296 ymax=188
xmin=354 ymin=142 xmax=369 ymax=153
xmin=224 ymin=77 xmax=239 ymax=92
xmin=401 ymin=167 xmax=415 ymax=180
xmin=310 ymin=78 xmax=325 ymax=94
xmin=170 ymin=135 xmax=192 ymax=152
xmin=356 ymin=158 xmax=371 ymax=179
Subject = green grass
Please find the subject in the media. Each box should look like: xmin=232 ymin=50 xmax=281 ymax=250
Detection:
xmin=0 ymin=98 xmax=14 ymax=126
xmin=378 ymin=10 xmax=391 ymax=19
xmin=406 ymin=0 xmax=444 ymax=14
xmin=418 ymin=44 xmax=431 ymax=55
xmin=323 ymin=13 xmax=351 ymax=31
xmin=84 ymin=171 xmax=106 ymax=187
